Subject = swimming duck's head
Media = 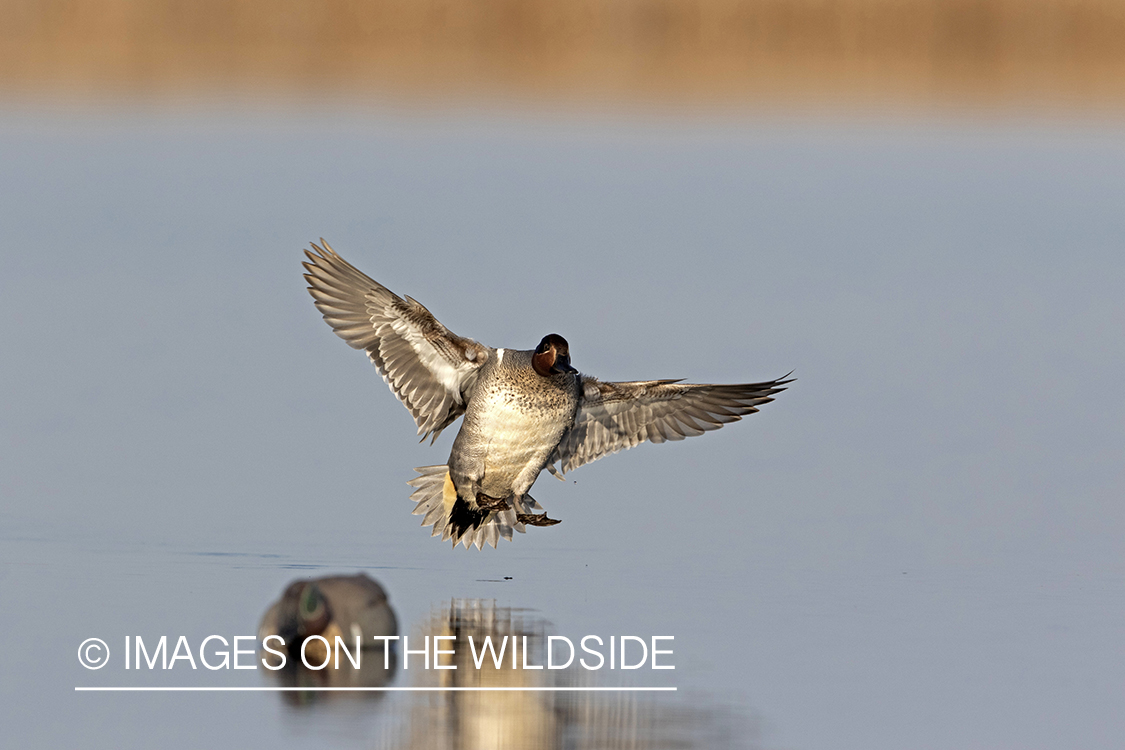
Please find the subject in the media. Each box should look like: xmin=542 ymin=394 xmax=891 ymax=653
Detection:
xmin=533 ymin=334 xmax=577 ymax=377
xmin=297 ymin=582 xmax=332 ymax=638
xmin=267 ymin=580 xmax=334 ymax=655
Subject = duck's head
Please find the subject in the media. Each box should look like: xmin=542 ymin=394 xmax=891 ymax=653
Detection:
xmin=295 ymin=582 xmax=331 ymax=638
xmin=275 ymin=580 xmax=333 ymax=646
xmin=532 ymin=333 xmax=577 ymax=377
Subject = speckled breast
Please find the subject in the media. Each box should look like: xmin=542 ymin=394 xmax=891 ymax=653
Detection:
xmin=461 ymin=351 xmax=578 ymax=494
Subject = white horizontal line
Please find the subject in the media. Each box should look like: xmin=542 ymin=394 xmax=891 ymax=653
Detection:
xmin=75 ymin=686 xmax=677 ymax=692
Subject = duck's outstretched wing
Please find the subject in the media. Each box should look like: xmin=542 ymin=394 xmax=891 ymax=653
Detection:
xmin=303 ymin=241 xmax=489 ymax=442
xmin=548 ymin=374 xmax=792 ymax=475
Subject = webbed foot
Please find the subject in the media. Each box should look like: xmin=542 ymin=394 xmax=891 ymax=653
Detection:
xmin=517 ymin=512 xmax=561 ymax=527
xmin=476 ymin=493 xmax=510 ymax=512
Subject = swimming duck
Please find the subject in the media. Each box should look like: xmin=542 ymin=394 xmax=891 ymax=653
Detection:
xmin=303 ymin=241 xmax=791 ymax=549
xmin=257 ymin=573 xmax=398 ymax=666
xmin=257 ymin=573 xmax=398 ymax=697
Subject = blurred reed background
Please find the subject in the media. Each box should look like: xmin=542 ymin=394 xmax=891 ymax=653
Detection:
xmin=2 ymin=0 xmax=1123 ymax=112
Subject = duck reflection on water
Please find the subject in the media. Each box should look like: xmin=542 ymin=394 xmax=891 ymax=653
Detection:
xmin=377 ymin=599 xmax=753 ymax=750
xmin=257 ymin=573 xmax=398 ymax=702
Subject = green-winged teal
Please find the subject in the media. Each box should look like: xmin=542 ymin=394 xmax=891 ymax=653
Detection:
xmin=304 ymin=241 xmax=791 ymax=549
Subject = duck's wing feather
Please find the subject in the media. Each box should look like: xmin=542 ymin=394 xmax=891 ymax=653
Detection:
xmin=549 ymin=374 xmax=792 ymax=474
xmin=303 ymin=241 xmax=489 ymax=441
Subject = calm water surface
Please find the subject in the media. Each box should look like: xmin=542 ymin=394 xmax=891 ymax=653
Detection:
xmin=1 ymin=104 xmax=1123 ymax=749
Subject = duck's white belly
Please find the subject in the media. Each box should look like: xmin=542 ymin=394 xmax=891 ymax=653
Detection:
xmin=448 ymin=348 xmax=579 ymax=499
xmin=473 ymin=388 xmax=567 ymax=493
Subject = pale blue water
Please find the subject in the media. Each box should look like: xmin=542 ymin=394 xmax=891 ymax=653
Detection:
xmin=1 ymin=102 xmax=1123 ymax=749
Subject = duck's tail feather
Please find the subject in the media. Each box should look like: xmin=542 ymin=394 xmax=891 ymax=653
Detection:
xmin=408 ymin=466 xmax=541 ymax=550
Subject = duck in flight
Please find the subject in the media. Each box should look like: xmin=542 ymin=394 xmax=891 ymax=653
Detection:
xmin=303 ymin=241 xmax=791 ymax=549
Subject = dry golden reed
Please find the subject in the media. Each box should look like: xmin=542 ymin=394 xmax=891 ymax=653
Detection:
xmin=2 ymin=0 xmax=1123 ymax=110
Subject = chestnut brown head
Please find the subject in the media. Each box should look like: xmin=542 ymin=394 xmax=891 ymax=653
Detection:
xmin=532 ymin=334 xmax=577 ymax=377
